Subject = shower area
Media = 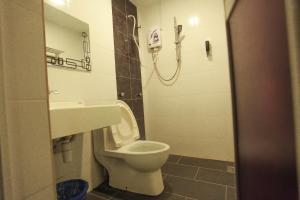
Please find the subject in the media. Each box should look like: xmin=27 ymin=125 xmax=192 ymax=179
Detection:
xmin=90 ymin=0 xmax=236 ymax=199
xmin=113 ymin=0 xmax=234 ymax=159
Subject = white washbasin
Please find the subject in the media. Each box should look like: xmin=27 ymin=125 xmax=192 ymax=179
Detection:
xmin=49 ymin=101 xmax=121 ymax=139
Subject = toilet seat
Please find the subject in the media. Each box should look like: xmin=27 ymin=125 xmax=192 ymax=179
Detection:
xmin=110 ymin=100 xmax=140 ymax=147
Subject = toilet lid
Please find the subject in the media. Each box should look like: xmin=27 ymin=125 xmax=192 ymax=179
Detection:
xmin=111 ymin=100 xmax=140 ymax=147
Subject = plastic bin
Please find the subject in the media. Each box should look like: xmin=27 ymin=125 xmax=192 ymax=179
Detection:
xmin=56 ymin=179 xmax=89 ymax=200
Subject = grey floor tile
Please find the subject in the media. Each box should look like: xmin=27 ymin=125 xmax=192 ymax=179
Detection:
xmin=179 ymin=157 xmax=229 ymax=171
xmin=162 ymin=192 xmax=186 ymax=200
xmin=162 ymin=163 xmax=198 ymax=179
xmin=87 ymin=193 xmax=109 ymax=200
xmin=196 ymin=168 xmax=236 ymax=186
xmin=164 ymin=175 xmax=226 ymax=200
xmin=227 ymin=187 xmax=237 ymax=200
xmin=112 ymin=191 xmax=185 ymax=200
xmin=156 ymin=192 xmax=186 ymax=200
xmin=167 ymin=155 xmax=182 ymax=163
xmin=112 ymin=191 xmax=150 ymax=200
xmin=93 ymin=183 xmax=120 ymax=199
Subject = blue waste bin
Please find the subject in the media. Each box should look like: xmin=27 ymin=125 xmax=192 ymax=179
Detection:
xmin=56 ymin=179 xmax=89 ymax=200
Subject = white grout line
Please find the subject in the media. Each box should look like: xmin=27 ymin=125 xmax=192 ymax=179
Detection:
xmin=167 ymin=174 xmax=228 ymax=188
xmin=197 ymin=166 xmax=231 ymax=173
xmin=165 ymin=191 xmax=198 ymax=200
xmin=171 ymin=161 xmax=236 ymax=175
xmin=111 ymin=190 xmax=121 ymax=199
xmin=176 ymin=156 xmax=182 ymax=164
xmin=225 ymin=185 xmax=228 ymax=200
xmin=193 ymin=167 xmax=200 ymax=180
xmin=89 ymin=192 xmax=110 ymax=200
xmin=170 ymin=161 xmax=231 ymax=173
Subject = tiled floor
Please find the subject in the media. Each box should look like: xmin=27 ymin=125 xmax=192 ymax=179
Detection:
xmin=87 ymin=155 xmax=237 ymax=200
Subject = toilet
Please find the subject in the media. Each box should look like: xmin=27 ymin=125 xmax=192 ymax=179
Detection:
xmin=93 ymin=100 xmax=170 ymax=196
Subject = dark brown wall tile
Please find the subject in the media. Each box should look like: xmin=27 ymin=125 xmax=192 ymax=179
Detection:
xmin=113 ymin=31 xmax=128 ymax=56
xmin=116 ymin=77 xmax=131 ymax=100
xmin=131 ymin=79 xmax=142 ymax=99
xmin=112 ymin=0 xmax=126 ymax=14
xmin=132 ymin=99 xmax=144 ymax=120
xmin=126 ymin=0 xmax=137 ymax=17
xmin=128 ymin=38 xmax=139 ymax=60
xmin=115 ymin=52 xmax=130 ymax=78
xmin=112 ymin=7 xmax=127 ymax=35
xmin=136 ymin=118 xmax=145 ymax=139
xmin=130 ymin=58 xmax=141 ymax=79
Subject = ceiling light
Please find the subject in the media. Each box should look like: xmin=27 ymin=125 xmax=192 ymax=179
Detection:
xmin=51 ymin=0 xmax=66 ymax=6
xmin=189 ymin=16 xmax=199 ymax=27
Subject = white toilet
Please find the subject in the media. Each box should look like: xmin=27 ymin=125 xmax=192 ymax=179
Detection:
xmin=93 ymin=100 xmax=170 ymax=196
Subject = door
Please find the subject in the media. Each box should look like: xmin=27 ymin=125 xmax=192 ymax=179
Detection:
xmin=228 ymin=0 xmax=298 ymax=199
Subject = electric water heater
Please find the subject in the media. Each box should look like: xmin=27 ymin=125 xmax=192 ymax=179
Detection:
xmin=148 ymin=26 xmax=162 ymax=49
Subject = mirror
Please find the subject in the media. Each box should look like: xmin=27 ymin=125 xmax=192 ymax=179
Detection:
xmin=44 ymin=3 xmax=91 ymax=71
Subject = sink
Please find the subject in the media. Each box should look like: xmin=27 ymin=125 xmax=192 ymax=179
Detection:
xmin=49 ymin=101 xmax=121 ymax=139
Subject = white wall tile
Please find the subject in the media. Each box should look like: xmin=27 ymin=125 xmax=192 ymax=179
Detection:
xmin=3 ymin=0 xmax=43 ymax=15
xmin=2 ymin=1 xmax=48 ymax=101
xmin=6 ymin=100 xmax=52 ymax=160
xmin=6 ymin=100 xmax=53 ymax=199
xmin=26 ymin=185 xmax=56 ymax=200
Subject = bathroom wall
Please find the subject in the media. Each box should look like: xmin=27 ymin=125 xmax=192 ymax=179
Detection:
xmin=285 ymin=0 xmax=300 ymax=197
xmin=135 ymin=0 xmax=235 ymax=161
xmin=0 ymin=0 xmax=55 ymax=199
xmin=111 ymin=0 xmax=145 ymax=139
xmin=44 ymin=0 xmax=117 ymax=191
